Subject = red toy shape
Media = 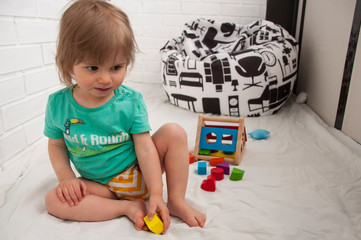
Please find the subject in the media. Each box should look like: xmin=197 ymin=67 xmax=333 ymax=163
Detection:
xmin=210 ymin=157 xmax=224 ymax=166
xmin=189 ymin=152 xmax=195 ymax=164
xmin=201 ymin=175 xmax=216 ymax=192
xmin=211 ymin=167 xmax=224 ymax=181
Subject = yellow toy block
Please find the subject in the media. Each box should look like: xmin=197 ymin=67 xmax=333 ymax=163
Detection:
xmin=143 ymin=214 xmax=164 ymax=235
xmin=210 ymin=151 xmax=236 ymax=159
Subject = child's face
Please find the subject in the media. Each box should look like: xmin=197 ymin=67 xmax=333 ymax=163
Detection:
xmin=72 ymin=55 xmax=127 ymax=102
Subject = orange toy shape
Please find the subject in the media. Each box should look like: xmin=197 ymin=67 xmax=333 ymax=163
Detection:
xmin=189 ymin=152 xmax=195 ymax=164
xmin=210 ymin=157 xmax=224 ymax=166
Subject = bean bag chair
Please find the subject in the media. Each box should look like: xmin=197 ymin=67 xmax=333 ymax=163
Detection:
xmin=160 ymin=19 xmax=298 ymax=117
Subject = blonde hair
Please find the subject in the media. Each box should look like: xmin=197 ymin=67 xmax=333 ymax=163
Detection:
xmin=56 ymin=0 xmax=137 ymax=88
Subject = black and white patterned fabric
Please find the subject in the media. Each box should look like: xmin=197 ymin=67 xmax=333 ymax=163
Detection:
xmin=160 ymin=19 xmax=298 ymax=117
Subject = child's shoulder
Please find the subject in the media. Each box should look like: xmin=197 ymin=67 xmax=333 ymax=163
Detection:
xmin=117 ymin=85 xmax=143 ymax=98
xmin=48 ymin=87 xmax=71 ymax=102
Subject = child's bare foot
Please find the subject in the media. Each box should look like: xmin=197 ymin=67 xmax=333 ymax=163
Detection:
xmin=124 ymin=199 xmax=147 ymax=231
xmin=167 ymin=199 xmax=206 ymax=227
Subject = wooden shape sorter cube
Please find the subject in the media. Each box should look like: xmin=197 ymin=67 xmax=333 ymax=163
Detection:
xmin=194 ymin=114 xmax=246 ymax=165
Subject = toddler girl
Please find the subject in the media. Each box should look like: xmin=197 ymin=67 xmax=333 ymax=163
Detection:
xmin=44 ymin=0 xmax=205 ymax=234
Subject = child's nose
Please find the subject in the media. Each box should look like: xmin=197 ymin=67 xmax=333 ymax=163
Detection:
xmin=98 ymin=73 xmax=111 ymax=84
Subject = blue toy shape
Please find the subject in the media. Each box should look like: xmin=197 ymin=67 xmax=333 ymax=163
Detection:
xmin=248 ymin=129 xmax=270 ymax=140
xmin=198 ymin=162 xmax=207 ymax=175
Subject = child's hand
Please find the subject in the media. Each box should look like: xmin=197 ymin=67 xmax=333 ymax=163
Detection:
xmin=148 ymin=195 xmax=170 ymax=234
xmin=56 ymin=177 xmax=87 ymax=206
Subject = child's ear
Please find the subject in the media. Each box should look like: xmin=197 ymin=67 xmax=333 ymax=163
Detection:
xmin=67 ymin=67 xmax=74 ymax=77
xmin=65 ymin=67 xmax=75 ymax=80
xmin=67 ymin=66 xmax=73 ymax=74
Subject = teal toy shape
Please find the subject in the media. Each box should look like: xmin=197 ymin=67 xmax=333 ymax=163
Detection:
xmin=248 ymin=129 xmax=270 ymax=140
xmin=198 ymin=162 xmax=207 ymax=175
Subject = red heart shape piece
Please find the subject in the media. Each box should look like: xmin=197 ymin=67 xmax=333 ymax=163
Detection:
xmin=201 ymin=175 xmax=216 ymax=192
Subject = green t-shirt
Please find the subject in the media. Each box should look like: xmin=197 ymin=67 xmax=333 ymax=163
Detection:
xmin=44 ymin=85 xmax=151 ymax=184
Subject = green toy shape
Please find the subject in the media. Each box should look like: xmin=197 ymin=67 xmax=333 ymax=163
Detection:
xmin=230 ymin=168 xmax=245 ymax=181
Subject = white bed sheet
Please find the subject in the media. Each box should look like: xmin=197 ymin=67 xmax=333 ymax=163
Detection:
xmin=1 ymin=82 xmax=361 ymax=240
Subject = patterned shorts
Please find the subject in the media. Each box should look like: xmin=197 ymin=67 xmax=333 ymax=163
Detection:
xmin=106 ymin=164 xmax=149 ymax=200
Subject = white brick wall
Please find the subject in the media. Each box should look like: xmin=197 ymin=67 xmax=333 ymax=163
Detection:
xmin=0 ymin=0 xmax=67 ymax=168
xmin=122 ymin=0 xmax=267 ymax=83
xmin=0 ymin=0 xmax=266 ymax=168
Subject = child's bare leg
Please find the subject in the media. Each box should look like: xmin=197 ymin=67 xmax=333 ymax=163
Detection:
xmin=45 ymin=179 xmax=147 ymax=230
xmin=152 ymin=123 xmax=206 ymax=227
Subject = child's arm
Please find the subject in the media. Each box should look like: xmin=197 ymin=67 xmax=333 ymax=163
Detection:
xmin=132 ymin=132 xmax=170 ymax=233
xmin=48 ymin=138 xmax=87 ymax=206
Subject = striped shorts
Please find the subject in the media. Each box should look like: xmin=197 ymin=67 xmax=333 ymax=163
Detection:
xmin=106 ymin=164 xmax=149 ymax=200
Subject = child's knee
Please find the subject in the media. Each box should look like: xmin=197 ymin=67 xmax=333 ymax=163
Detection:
xmin=44 ymin=188 xmax=60 ymax=216
xmin=162 ymin=123 xmax=187 ymax=141
xmin=153 ymin=123 xmax=188 ymax=154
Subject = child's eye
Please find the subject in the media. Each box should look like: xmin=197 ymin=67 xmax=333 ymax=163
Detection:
xmin=111 ymin=65 xmax=123 ymax=71
xmin=87 ymin=66 xmax=98 ymax=72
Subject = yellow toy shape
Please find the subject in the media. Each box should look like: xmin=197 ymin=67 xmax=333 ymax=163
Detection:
xmin=143 ymin=214 xmax=164 ymax=235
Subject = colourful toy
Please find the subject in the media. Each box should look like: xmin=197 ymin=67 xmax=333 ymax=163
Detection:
xmin=189 ymin=152 xmax=195 ymax=164
xmin=210 ymin=157 xmax=224 ymax=166
xmin=143 ymin=214 xmax=164 ymax=235
xmin=248 ymin=129 xmax=270 ymax=140
xmin=211 ymin=167 xmax=224 ymax=181
xmin=198 ymin=162 xmax=207 ymax=175
xmin=230 ymin=168 xmax=245 ymax=181
xmin=216 ymin=162 xmax=230 ymax=175
xmin=194 ymin=114 xmax=246 ymax=165
xmin=201 ymin=175 xmax=216 ymax=192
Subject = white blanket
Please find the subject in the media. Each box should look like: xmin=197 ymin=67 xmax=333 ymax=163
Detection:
xmin=1 ymin=82 xmax=361 ymax=240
